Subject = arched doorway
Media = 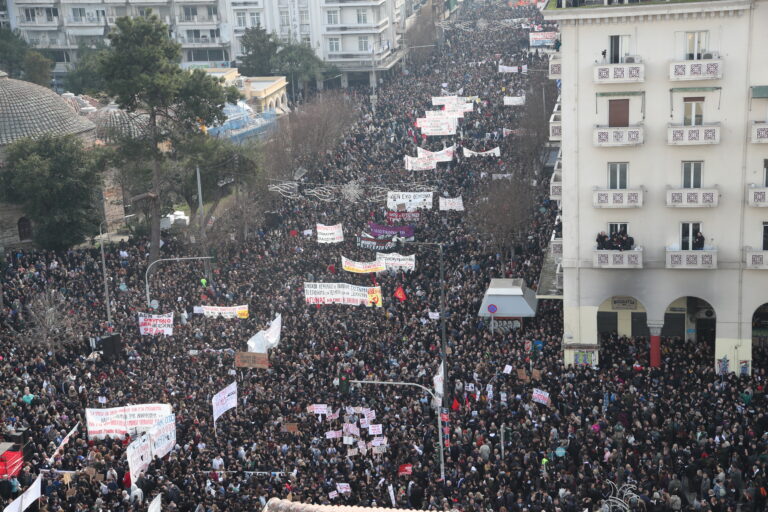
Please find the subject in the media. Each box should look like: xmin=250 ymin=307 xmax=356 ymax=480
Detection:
xmin=17 ymin=217 xmax=32 ymax=241
xmin=662 ymin=296 xmax=716 ymax=344
xmin=597 ymin=296 xmax=649 ymax=340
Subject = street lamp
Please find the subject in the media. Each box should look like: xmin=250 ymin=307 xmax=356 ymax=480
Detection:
xmin=350 ymin=379 xmax=445 ymax=481
xmin=145 ymin=256 xmax=213 ymax=307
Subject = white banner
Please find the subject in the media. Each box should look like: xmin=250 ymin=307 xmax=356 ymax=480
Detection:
xmin=247 ymin=313 xmax=282 ymax=353
xmin=148 ymin=494 xmax=162 ymax=512
xmin=404 ymin=155 xmax=437 ymax=171
xmin=463 ymin=147 xmax=501 ymax=158
xmin=86 ymin=404 xmax=173 ymax=439
xmin=3 ymin=475 xmax=42 ymax=512
xmin=416 ymin=117 xmax=457 ymax=136
xmin=439 ymin=196 xmax=465 ymax=211
xmin=386 ymin=192 xmax=433 ymax=211
xmin=532 ymin=388 xmax=551 ymax=406
xmin=433 ymin=362 xmax=444 ymax=407
xmin=212 ymin=381 xmax=238 ymax=425
xmin=498 ymin=64 xmax=519 ymax=73
xmin=317 ymin=223 xmax=344 ymax=244
xmin=375 ymin=252 xmax=416 ymax=271
xmin=127 ymin=433 xmax=152 ymax=480
xmin=341 ymin=256 xmax=386 ymax=274
xmin=138 ymin=312 xmax=174 ymax=336
xmin=148 ymin=414 xmax=176 ymax=460
xmin=503 ymin=95 xmax=526 ymax=106
xmin=431 ymin=95 xmax=459 ymax=106
xmin=304 ymin=282 xmax=383 ymax=307
xmin=417 ymin=146 xmax=455 ymax=163
xmin=47 ymin=422 xmax=79 ymax=464
xmin=201 ymin=305 xmax=249 ymax=319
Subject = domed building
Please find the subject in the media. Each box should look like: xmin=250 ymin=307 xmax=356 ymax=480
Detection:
xmin=0 ymin=71 xmax=105 ymax=248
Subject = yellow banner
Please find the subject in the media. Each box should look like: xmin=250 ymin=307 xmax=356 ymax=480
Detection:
xmin=341 ymin=256 xmax=386 ymax=274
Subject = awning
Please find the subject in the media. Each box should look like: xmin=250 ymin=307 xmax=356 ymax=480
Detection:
xmin=478 ymin=278 xmax=538 ymax=318
xmin=670 ymin=87 xmax=721 ymax=93
xmin=596 ymin=91 xmax=644 ymax=97
xmin=752 ymin=86 xmax=768 ymax=99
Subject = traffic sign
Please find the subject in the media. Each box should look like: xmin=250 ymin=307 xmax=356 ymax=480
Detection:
xmin=487 ymin=304 xmax=498 ymax=314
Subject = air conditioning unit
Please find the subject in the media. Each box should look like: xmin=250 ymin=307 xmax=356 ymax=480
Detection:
xmin=702 ymin=52 xmax=715 ymax=60
xmin=624 ymin=56 xmax=635 ymax=63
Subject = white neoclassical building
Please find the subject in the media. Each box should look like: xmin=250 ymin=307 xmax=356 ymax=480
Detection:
xmin=543 ymin=0 xmax=768 ymax=372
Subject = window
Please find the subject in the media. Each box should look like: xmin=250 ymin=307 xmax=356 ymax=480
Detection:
xmin=356 ymin=8 xmax=367 ymax=24
xmin=95 ymin=9 xmax=105 ymax=21
xmin=682 ymin=161 xmax=702 ymax=188
xmin=249 ymin=12 xmax=260 ymax=27
xmin=608 ymin=162 xmax=628 ymax=189
xmin=138 ymin=8 xmax=150 ymax=17
xmin=207 ymin=6 xmax=217 ymax=18
xmin=327 ymin=10 xmax=339 ymax=25
xmin=45 ymin=8 xmax=58 ymax=21
xmin=186 ymin=29 xmax=201 ymax=41
xmin=17 ymin=218 xmax=32 ymax=241
xmin=763 ymin=223 xmax=768 ymax=251
xmin=683 ymin=97 xmax=704 ymax=126
xmin=209 ymin=28 xmax=220 ymax=40
xmin=685 ymin=31 xmax=709 ymax=60
xmin=183 ymin=6 xmax=197 ymax=20
xmin=23 ymin=8 xmax=36 ymax=21
xmin=608 ymin=99 xmax=629 ymax=128
xmin=328 ymin=37 xmax=340 ymax=52
xmin=358 ymin=36 xmax=369 ymax=52
xmin=280 ymin=10 xmax=289 ymax=26
xmin=609 ymin=35 xmax=630 ymax=64
xmin=237 ymin=12 xmax=246 ymax=27
xmin=300 ymin=10 xmax=309 ymax=24
xmin=301 ymin=35 xmax=310 ymax=44
xmin=71 ymin=8 xmax=85 ymax=21
xmin=681 ymin=222 xmax=701 ymax=250
xmin=609 ymin=223 xmax=627 ymax=236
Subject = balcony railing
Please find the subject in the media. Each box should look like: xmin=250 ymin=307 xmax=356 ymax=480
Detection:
xmin=665 ymin=248 xmax=717 ymax=269
xmin=176 ymin=14 xmax=218 ymax=23
xmin=177 ymin=36 xmax=223 ymax=45
xmin=18 ymin=16 xmax=59 ymax=25
xmin=668 ymin=58 xmax=722 ymax=81
xmin=593 ymin=248 xmax=643 ymax=269
xmin=549 ymin=172 xmax=562 ymax=201
xmin=593 ymin=59 xmax=644 ymax=84
xmin=549 ymin=113 xmax=561 ymax=142
xmin=548 ymin=54 xmax=561 ymax=80
xmin=665 ymin=187 xmax=719 ymax=207
xmin=555 ymin=263 xmax=563 ymax=289
xmin=747 ymin=185 xmax=768 ymax=207
xmin=667 ymin=123 xmax=720 ymax=145
xmin=751 ymin=122 xmax=768 ymax=143
xmin=67 ymin=16 xmax=106 ymax=24
xmin=593 ymin=125 xmax=644 ymax=147
xmin=592 ymin=188 xmax=643 ymax=208
xmin=745 ymin=247 xmax=768 ymax=269
xmin=550 ymin=233 xmax=562 ymax=258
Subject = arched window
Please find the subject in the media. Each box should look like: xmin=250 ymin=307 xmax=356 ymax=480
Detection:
xmin=17 ymin=217 xmax=32 ymax=241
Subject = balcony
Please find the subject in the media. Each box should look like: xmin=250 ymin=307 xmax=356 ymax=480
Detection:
xmin=751 ymin=122 xmax=768 ymax=143
xmin=592 ymin=188 xmax=643 ymax=208
xmin=175 ymin=14 xmax=219 ymax=24
xmin=745 ymin=248 xmax=768 ymax=269
xmin=17 ymin=16 xmax=60 ymax=27
xmin=177 ymin=36 xmax=225 ymax=46
xmin=593 ymin=59 xmax=644 ymax=84
xmin=665 ymin=249 xmax=717 ymax=269
xmin=549 ymin=172 xmax=561 ymax=201
xmin=549 ymin=112 xmax=561 ymax=142
xmin=67 ymin=16 xmax=106 ymax=25
xmin=667 ymin=124 xmax=720 ymax=145
xmin=593 ymin=248 xmax=643 ymax=269
xmin=548 ymin=54 xmax=561 ymax=80
xmin=550 ymin=232 xmax=562 ymax=258
xmin=325 ymin=19 xmax=388 ymax=33
xmin=593 ymin=125 xmax=644 ymax=147
xmin=669 ymin=58 xmax=722 ymax=81
xmin=665 ymin=187 xmax=719 ymax=208
xmin=27 ymin=37 xmax=68 ymax=48
xmin=747 ymin=185 xmax=768 ymax=207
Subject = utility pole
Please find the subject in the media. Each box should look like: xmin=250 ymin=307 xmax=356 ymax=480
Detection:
xmin=196 ymin=166 xmax=212 ymax=280
xmin=99 ymin=221 xmax=112 ymax=328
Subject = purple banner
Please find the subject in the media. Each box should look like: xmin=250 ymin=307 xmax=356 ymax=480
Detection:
xmin=369 ymin=222 xmax=414 ymax=239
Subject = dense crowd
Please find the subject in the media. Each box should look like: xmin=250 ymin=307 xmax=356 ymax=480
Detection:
xmin=2 ymin=2 xmax=768 ymax=512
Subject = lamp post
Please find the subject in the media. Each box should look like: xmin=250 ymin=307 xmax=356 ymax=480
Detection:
xmin=98 ymin=221 xmax=113 ymax=327
xmin=350 ymin=379 xmax=445 ymax=481
xmin=145 ymin=256 xmax=213 ymax=307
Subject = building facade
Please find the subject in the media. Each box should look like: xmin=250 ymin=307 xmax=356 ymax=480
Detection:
xmin=5 ymin=0 xmax=408 ymax=85
xmin=543 ymin=0 xmax=768 ymax=372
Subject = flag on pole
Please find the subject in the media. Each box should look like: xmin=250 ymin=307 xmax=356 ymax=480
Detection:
xmin=148 ymin=493 xmax=162 ymax=512
xmin=247 ymin=313 xmax=282 ymax=353
xmin=212 ymin=381 xmax=238 ymax=427
xmin=394 ymin=286 xmax=407 ymax=302
xmin=432 ymin=362 xmax=444 ymax=407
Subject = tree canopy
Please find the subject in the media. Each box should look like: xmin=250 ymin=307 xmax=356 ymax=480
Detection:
xmin=22 ymin=50 xmax=52 ymax=86
xmin=0 ymin=27 xmax=28 ymax=78
xmin=64 ymin=41 xmax=109 ymax=95
xmin=238 ymin=26 xmax=279 ymax=76
xmin=0 ymin=135 xmax=102 ymax=250
xmin=270 ymin=42 xmax=324 ymax=92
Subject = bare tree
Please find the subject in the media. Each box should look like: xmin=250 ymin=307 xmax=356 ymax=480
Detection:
xmin=10 ymin=289 xmax=80 ymax=354
xmin=405 ymin=2 xmax=437 ymax=68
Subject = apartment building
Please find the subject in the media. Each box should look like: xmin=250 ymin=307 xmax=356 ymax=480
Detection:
xmin=5 ymin=0 xmax=407 ymax=86
xmin=543 ymin=0 xmax=768 ymax=372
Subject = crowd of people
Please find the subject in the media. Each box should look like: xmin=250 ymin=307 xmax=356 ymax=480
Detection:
xmin=2 ymin=1 xmax=767 ymax=512
xmin=595 ymin=230 xmax=635 ymax=252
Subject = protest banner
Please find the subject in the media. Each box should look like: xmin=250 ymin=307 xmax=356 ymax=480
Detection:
xmin=517 ymin=369 xmax=529 ymax=382
xmin=246 ymin=313 xmax=282 ymax=353
xmin=532 ymin=369 xmax=542 ymax=380
xmin=368 ymin=424 xmax=383 ymax=435
xmin=280 ymin=423 xmax=299 ymax=433
xmin=532 ymin=388 xmax=551 ymax=406
xmin=304 ymin=282 xmax=383 ymax=307
xmin=325 ymin=430 xmax=342 ymax=439
xmin=492 ymin=173 xmax=513 ymax=180
xmin=439 ymin=197 xmax=465 ymax=211
xmin=148 ymin=414 xmax=176 ymax=460
xmin=336 ymin=483 xmax=351 ymax=494
xmin=201 ymin=305 xmax=249 ymax=319
xmin=376 ymin=252 xmax=416 ymax=271
xmin=328 ymin=491 xmax=338 ymax=500
xmin=416 ymin=117 xmax=457 ymax=136
xmin=212 ymin=381 xmax=237 ymax=427
xmin=428 ymin=312 xmax=440 ymax=320
xmin=529 ymin=32 xmax=557 ymax=47
xmin=137 ymin=312 xmax=174 ymax=336
xmin=386 ymin=211 xmax=420 ymax=223
xmin=3 ymin=474 xmax=41 ymax=512
xmin=368 ymin=222 xmax=414 ymax=240
xmin=86 ymin=404 xmax=173 ymax=439
xmin=463 ymin=147 xmax=501 ymax=158
xmin=498 ymin=64 xmax=519 ymax=73
xmin=341 ymin=256 xmax=387 ymax=274
xmin=386 ymin=192 xmax=433 ymax=211
xmin=398 ymin=464 xmax=413 ymax=476
xmin=316 ymin=223 xmax=344 ymax=244
xmin=148 ymin=494 xmax=162 ymax=512
xmin=356 ymin=235 xmax=397 ymax=251
xmin=235 ymin=352 xmax=269 ymax=368
xmin=310 ymin=404 xmax=328 ymax=415
xmin=416 ymin=145 xmax=455 ymax=163
xmin=404 ymin=155 xmax=437 ymax=171
xmin=47 ymin=422 xmax=79 ymax=464
xmin=432 ymin=95 xmax=459 ymax=106
xmin=503 ymin=365 xmax=513 ymax=374
xmin=503 ymin=96 xmax=526 ymax=106
xmin=126 ymin=433 xmax=151 ymax=480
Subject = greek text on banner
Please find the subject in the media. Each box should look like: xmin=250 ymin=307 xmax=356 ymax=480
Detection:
xmin=304 ymin=282 xmax=383 ymax=307
xmin=341 ymin=256 xmax=387 ymax=274
xmin=138 ymin=312 xmax=174 ymax=336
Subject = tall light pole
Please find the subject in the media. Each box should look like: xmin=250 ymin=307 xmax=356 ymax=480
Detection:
xmin=350 ymin=379 xmax=445 ymax=481
xmin=145 ymin=256 xmax=213 ymax=307
xmin=98 ymin=221 xmax=112 ymax=327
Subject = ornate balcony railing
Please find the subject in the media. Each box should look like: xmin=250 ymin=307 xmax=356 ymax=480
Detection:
xmin=665 ymin=187 xmax=719 ymax=207
xmin=593 ymin=125 xmax=644 ymax=147
xmin=593 ymin=248 xmax=643 ymax=269
xmin=665 ymin=249 xmax=717 ymax=269
xmin=592 ymin=188 xmax=643 ymax=208
xmin=667 ymin=124 xmax=720 ymax=145
xmin=668 ymin=58 xmax=722 ymax=81
xmin=593 ymin=59 xmax=644 ymax=84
